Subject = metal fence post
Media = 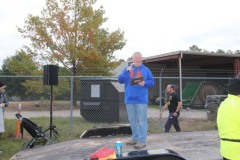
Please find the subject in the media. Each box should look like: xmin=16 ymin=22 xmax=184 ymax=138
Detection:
xmin=70 ymin=76 xmax=73 ymax=134
xmin=159 ymin=69 xmax=163 ymax=133
xmin=159 ymin=68 xmax=163 ymax=108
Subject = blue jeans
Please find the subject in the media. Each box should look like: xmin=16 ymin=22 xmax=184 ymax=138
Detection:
xmin=126 ymin=104 xmax=148 ymax=144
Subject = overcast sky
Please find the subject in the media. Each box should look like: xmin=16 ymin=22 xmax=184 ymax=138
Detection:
xmin=1 ymin=0 xmax=240 ymax=66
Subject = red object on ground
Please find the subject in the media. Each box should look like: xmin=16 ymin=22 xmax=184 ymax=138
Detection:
xmin=90 ymin=147 xmax=115 ymax=159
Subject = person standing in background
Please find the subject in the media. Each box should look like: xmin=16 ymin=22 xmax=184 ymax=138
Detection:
xmin=118 ymin=52 xmax=154 ymax=149
xmin=217 ymin=78 xmax=240 ymax=160
xmin=160 ymin=84 xmax=182 ymax=132
xmin=0 ymin=82 xmax=9 ymax=137
xmin=0 ymin=82 xmax=8 ymax=154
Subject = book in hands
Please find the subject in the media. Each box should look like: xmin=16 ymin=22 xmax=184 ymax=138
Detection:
xmin=131 ymin=77 xmax=144 ymax=86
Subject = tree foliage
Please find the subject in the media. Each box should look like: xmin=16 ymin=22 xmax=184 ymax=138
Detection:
xmin=0 ymin=50 xmax=40 ymax=99
xmin=188 ymin=45 xmax=240 ymax=54
xmin=189 ymin=45 xmax=202 ymax=52
xmin=216 ymin=49 xmax=225 ymax=54
xmin=18 ymin=0 xmax=126 ymax=76
xmin=2 ymin=49 xmax=39 ymax=76
xmin=235 ymin=50 xmax=240 ymax=54
xmin=1 ymin=50 xmax=72 ymax=100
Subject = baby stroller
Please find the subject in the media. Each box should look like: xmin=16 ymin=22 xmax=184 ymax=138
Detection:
xmin=15 ymin=114 xmax=58 ymax=149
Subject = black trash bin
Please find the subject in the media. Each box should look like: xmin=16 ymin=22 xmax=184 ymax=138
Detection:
xmin=79 ymin=77 xmax=128 ymax=123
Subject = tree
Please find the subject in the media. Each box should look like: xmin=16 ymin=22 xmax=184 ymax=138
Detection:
xmin=18 ymin=0 xmax=126 ymax=106
xmin=1 ymin=49 xmax=73 ymax=101
xmin=127 ymin=57 xmax=132 ymax=61
xmin=226 ymin=50 xmax=234 ymax=54
xmin=216 ymin=49 xmax=225 ymax=54
xmin=202 ymin=49 xmax=210 ymax=53
xmin=235 ymin=50 xmax=240 ymax=54
xmin=2 ymin=49 xmax=39 ymax=76
xmin=189 ymin=45 xmax=202 ymax=52
xmin=1 ymin=50 xmax=40 ymax=100
xmin=18 ymin=0 xmax=126 ymax=76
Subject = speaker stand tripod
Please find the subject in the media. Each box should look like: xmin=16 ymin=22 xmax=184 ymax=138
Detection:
xmin=43 ymin=64 xmax=59 ymax=142
xmin=44 ymin=85 xmax=59 ymax=141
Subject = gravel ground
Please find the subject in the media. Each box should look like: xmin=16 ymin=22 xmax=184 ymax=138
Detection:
xmin=5 ymin=108 xmax=207 ymax=119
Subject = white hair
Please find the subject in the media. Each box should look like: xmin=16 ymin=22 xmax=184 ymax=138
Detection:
xmin=132 ymin=52 xmax=142 ymax=59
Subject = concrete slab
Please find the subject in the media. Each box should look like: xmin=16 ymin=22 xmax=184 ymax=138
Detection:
xmin=10 ymin=130 xmax=221 ymax=160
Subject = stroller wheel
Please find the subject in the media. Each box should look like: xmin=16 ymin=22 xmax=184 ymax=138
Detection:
xmin=22 ymin=142 xmax=34 ymax=150
xmin=21 ymin=142 xmax=28 ymax=150
xmin=22 ymin=142 xmax=31 ymax=150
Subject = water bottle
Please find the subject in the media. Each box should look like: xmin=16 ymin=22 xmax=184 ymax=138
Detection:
xmin=115 ymin=138 xmax=122 ymax=157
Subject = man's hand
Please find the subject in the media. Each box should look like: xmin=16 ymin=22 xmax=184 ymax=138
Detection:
xmin=138 ymin=81 xmax=145 ymax=86
xmin=160 ymin=111 xmax=163 ymax=118
xmin=126 ymin=65 xmax=134 ymax=72
xmin=0 ymin=103 xmax=4 ymax=108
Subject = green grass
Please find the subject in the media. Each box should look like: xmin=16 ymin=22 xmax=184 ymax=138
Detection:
xmin=148 ymin=117 xmax=217 ymax=134
xmin=149 ymin=104 xmax=161 ymax=109
xmin=0 ymin=117 xmax=110 ymax=160
xmin=1 ymin=115 xmax=217 ymax=160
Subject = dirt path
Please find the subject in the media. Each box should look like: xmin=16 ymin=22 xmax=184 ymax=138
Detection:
xmin=5 ymin=108 xmax=207 ymax=119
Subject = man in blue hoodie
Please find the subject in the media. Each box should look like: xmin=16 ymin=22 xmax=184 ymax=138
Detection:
xmin=118 ymin=52 xmax=154 ymax=149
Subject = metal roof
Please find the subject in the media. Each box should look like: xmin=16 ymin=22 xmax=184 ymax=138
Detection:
xmin=143 ymin=50 xmax=240 ymax=62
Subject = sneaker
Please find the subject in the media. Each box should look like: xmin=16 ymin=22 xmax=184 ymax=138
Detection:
xmin=134 ymin=143 xmax=146 ymax=149
xmin=126 ymin=140 xmax=138 ymax=145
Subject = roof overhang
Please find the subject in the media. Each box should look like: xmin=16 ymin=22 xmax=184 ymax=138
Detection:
xmin=142 ymin=50 xmax=240 ymax=63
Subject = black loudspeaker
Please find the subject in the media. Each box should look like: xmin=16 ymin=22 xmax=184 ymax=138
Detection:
xmin=43 ymin=65 xmax=59 ymax=85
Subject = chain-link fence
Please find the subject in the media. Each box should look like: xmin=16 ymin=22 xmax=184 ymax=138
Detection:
xmin=1 ymin=75 xmax=230 ymax=145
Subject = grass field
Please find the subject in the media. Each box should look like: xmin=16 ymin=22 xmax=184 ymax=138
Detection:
xmin=7 ymin=101 xmax=159 ymax=111
xmin=1 ymin=117 xmax=101 ymax=160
